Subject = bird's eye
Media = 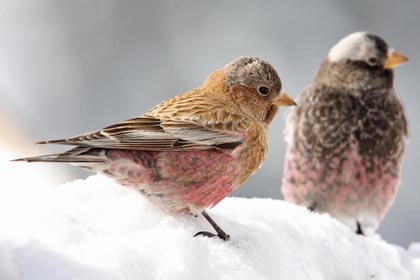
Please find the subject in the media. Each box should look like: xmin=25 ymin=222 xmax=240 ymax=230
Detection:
xmin=258 ymin=86 xmax=270 ymax=96
xmin=367 ymin=57 xmax=378 ymax=66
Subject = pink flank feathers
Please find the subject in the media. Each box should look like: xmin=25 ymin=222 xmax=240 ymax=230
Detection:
xmin=101 ymin=149 xmax=241 ymax=215
xmin=282 ymin=145 xmax=402 ymax=233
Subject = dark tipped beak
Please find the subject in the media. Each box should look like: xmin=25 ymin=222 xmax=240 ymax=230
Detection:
xmin=273 ymin=92 xmax=297 ymax=107
xmin=384 ymin=49 xmax=408 ymax=69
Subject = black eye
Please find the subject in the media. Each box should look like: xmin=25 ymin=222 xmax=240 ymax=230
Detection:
xmin=258 ymin=86 xmax=270 ymax=96
xmin=367 ymin=57 xmax=378 ymax=65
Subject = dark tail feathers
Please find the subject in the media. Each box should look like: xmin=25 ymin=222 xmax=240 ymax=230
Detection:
xmin=11 ymin=147 xmax=106 ymax=163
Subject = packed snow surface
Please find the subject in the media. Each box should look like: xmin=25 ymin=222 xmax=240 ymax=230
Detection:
xmin=1 ymin=157 xmax=419 ymax=280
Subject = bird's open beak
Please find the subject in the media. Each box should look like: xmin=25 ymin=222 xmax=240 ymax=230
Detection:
xmin=384 ymin=49 xmax=408 ymax=69
xmin=274 ymin=92 xmax=297 ymax=107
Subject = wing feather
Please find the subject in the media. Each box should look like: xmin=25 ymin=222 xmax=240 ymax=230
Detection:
xmin=38 ymin=116 xmax=245 ymax=151
xmin=38 ymin=89 xmax=248 ymax=151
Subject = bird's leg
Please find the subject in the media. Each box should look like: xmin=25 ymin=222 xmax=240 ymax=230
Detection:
xmin=356 ymin=222 xmax=364 ymax=235
xmin=194 ymin=210 xmax=230 ymax=241
xmin=308 ymin=202 xmax=317 ymax=212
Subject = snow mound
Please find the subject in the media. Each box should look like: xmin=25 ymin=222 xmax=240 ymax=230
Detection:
xmin=0 ymin=173 xmax=419 ymax=280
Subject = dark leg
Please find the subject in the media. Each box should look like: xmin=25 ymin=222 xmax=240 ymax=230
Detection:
xmin=194 ymin=211 xmax=230 ymax=241
xmin=308 ymin=202 xmax=317 ymax=212
xmin=356 ymin=222 xmax=364 ymax=235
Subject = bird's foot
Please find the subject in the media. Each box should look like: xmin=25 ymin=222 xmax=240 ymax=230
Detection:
xmin=356 ymin=222 xmax=365 ymax=236
xmin=193 ymin=210 xmax=231 ymax=241
xmin=308 ymin=202 xmax=317 ymax=212
xmin=194 ymin=230 xmax=230 ymax=241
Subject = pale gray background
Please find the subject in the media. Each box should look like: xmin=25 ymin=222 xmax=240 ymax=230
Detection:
xmin=0 ymin=0 xmax=418 ymax=246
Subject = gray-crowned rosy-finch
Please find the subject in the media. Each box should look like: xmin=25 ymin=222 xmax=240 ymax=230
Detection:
xmin=282 ymin=32 xmax=408 ymax=235
xmin=15 ymin=57 xmax=296 ymax=240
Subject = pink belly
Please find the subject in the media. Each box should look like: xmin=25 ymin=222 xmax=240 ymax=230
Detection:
xmin=101 ymin=149 xmax=241 ymax=215
xmin=282 ymin=146 xmax=402 ymax=230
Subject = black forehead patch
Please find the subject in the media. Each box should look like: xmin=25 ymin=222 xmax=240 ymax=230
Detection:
xmin=366 ymin=33 xmax=388 ymax=54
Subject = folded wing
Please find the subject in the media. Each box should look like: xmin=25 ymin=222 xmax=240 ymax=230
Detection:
xmin=37 ymin=115 xmax=246 ymax=151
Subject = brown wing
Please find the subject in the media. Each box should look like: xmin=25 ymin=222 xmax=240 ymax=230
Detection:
xmin=287 ymin=85 xmax=407 ymax=159
xmin=285 ymin=85 xmax=358 ymax=159
xmin=37 ymin=115 xmax=245 ymax=151
xmin=38 ymin=88 xmax=249 ymax=151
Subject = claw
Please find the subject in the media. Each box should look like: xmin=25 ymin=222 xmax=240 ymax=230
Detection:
xmin=194 ymin=211 xmax=231 ymax=241
xmin=194 ymin=231 xmax=216 ymax=238
xmin=194 ymin=231 xmax=230 ymax=241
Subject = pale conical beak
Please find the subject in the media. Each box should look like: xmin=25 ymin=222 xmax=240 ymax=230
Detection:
xmin=384 ymin=49 xmax=408 ymax=69
xmin=273 ymin=92 xmax=297 ymax=107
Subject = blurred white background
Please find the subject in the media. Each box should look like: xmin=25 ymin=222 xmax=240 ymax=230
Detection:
xmin=0 ymin=0 xmax=418 ymax=246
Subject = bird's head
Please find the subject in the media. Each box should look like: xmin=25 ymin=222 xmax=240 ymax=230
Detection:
xmin=216 ymin=57 xmax=296 ymax=124
xmin=317 ymin=32 xmax=408 ymax=90
xmin=328 ymin=31 xmax=408 ymax=70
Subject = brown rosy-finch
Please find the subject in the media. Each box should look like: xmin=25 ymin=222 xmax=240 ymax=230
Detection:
xmin=15 ymin=57 xmax=296 ymax=240
xmin=282 ymin=32 xmax=408 ymax=235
